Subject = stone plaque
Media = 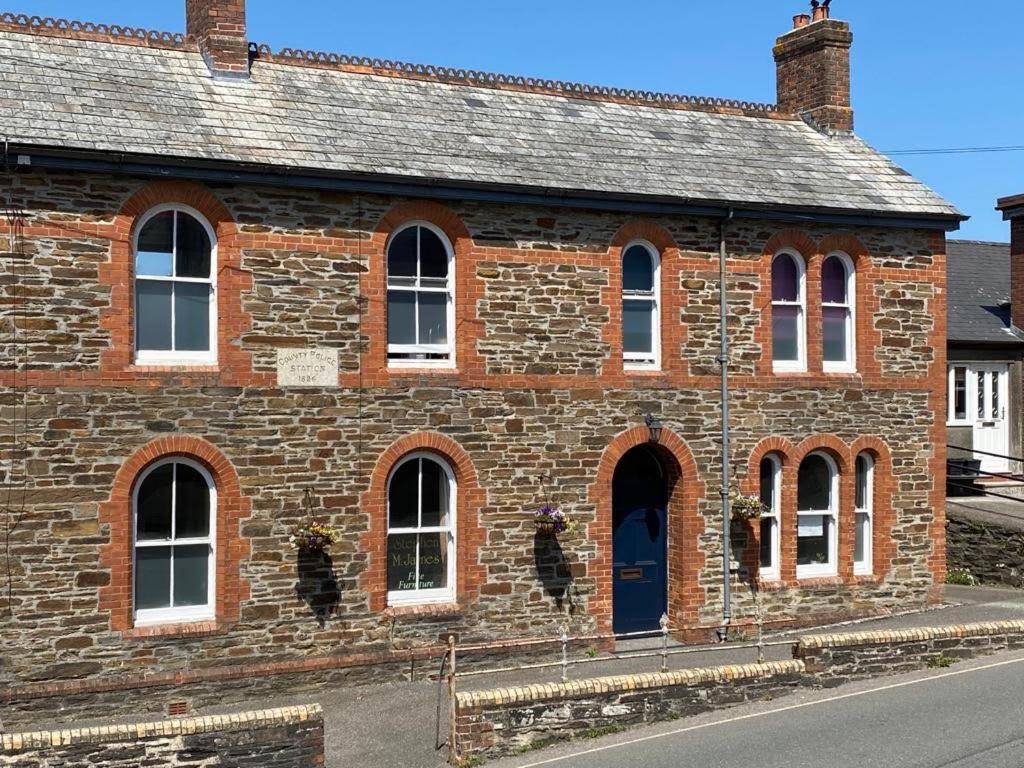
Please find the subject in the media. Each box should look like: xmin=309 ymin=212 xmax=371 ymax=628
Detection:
xmin=276 ymin=348 xmax=339 ymax=387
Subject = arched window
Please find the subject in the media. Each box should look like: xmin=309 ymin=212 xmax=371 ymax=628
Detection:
xmin=854 ymin=453 xmax=874 ymax=575
xmin=822 ymin=253 xmax=855 ymax=371
xmin=387 ymin=453 xmax=456 ymax=605
xmin=796 ymin=452 xmax=838 ymax=577
xmin=386 ymin=223 xmax=454 ymax=366
xmin=622 ymin=242 xmax=660 ymax=369
xmin=771 ymin=251 xmax=806 ymax=371
xmin=133 ymin=458 xmax=216 ymax=625
xmin=134 ymin=206 xmax=216 ymax=364
xmin=758 ymin=454 xmax=782 ymax=579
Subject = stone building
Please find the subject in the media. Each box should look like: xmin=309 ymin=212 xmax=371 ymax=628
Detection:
xmin=0 ymin=1 xmax=961 ymax=713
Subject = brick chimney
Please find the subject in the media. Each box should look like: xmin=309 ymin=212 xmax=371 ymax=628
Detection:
xmin=186 ymin=0 xmax=249 ymax=79
xmin=774 ymin=4 xmax=854 ymax=132
xmin=1000 ymin=195 xmax=1024 ymax=330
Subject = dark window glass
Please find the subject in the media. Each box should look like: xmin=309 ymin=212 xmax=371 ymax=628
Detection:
xmin=136 ymin=280 xmax=173 ymax=351
xmin=388 ymin=460 xmax=420 ymax=529
xmin=175 ymin=213 xmax=211 ymax=278
xmin=387 ymin=227 xmax=418 ymax=278
xmin=136 ymin=463 xmax=173 ymax=540
xmin=821 ymin=256 xmax=847 ymax=304
xmin=798 ymin=454 xmax=831 ymax=511
xmin=175 ymin=464 xmax=210 ymax=539
xmin=137 ymin=211 xmax=174 ymax=259
xmin=797 ymin=516 xmax=831 ymax=566
xmin=418 ymin=293 xmax=447 ymax=345
xmin=135 ymin=546 xmax=171 ymax=609
xmin=417 ymin=532 xmax=447 ymax=589
xmin=759 ymin=517 xmax=775 ymax=568
xmin=387 ymin=291 xmax=416 ymax=345
xmin=420 ymin=459 xmax=448 ymax=527
xmin=759 ymin=458 xmax=776 ymax=510
xmin=855 ymin=513 xmax=869 ymax=563
xmin=953 ymin=368 xmax=967 ymax=420
xmin=173 ymin=544 xmax=210 ymax=606
xmin=387 ymin=533 xmax=418 ymax=592
xmin=771 ymin=254 xmax=799 ymax=302
xmin=419 ymin=228 xmax=449 ymax=279
xmin=174 ymin=282 xmax=211 ymax=352
xmin=623 ymin=245 xmax=654 ymax=292
xmin=822 ymin=306 xmax=847 ymax=362
xmin=855 ymin=455 xmax=870 ymax=510
xmin=772 ymin=305 xmax=799 ymax=362
xmin=623 ymin=299 xmax=654 ymax=353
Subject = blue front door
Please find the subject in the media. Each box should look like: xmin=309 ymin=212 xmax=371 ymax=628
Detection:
xmin=612 ymin=447 xmax=668 ymax=635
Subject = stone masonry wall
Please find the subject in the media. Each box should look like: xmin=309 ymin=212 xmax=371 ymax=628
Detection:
xmin=946 ymin=511 xmax=1024 ymax=587
xmin=0 ymin=706 xmax=324 ymax=768
xmin=0 ymin=169 xmax=946 ymax=708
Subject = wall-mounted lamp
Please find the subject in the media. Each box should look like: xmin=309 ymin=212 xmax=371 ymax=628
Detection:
xmin=644 ymin=414 xmax=663 ymax=444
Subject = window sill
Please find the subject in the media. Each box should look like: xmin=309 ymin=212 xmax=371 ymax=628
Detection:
xmin=794 ymin=574 xmax=843 ymax=588
xmin=122 ymin=620 xmax=225 ymax=640
xmin=772 ymin=365 xmax=807 ymax=375
xmin=385 ymin=602 xmax=463 ymax=619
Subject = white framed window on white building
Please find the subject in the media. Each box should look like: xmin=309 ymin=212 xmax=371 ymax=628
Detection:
xmin=134 ymin=205 xmax=217 ymax=365
xmin=133 ymin=458 xmax=216 ymax=626
xmin=771 ymin=250 xmax=806 ymax=372
xmin=821 ymin=252 xmax=855 ymax=372
xmin=386 ymin=223 xmax=455 ymax=367
xmin=947 ymin=365 xmax=970 ymax=425
xmin=796 ymin=451 xmax=838 ymax=578
xmin=758 ymin=453 xmax=782 ymax=580
xmin=854 ymin=452 xmax=874 ymax=575
xmin=386 ymin=452 xmax=457 ymax=606
xmin=621 ymin=241 xmax=660 ymax=370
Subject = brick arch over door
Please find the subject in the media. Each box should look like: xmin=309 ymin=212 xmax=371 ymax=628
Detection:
xmin=98 ymin=436 xmax=252 ymax=633
xmin=359 ymin=432 xmax=486 ymax=612
xmin=588 ymin=426 xmax=706 ymax=634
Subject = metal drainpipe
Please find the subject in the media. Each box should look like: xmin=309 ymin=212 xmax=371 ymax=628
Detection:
xmin=718 ymin=210 xmax=735 ymax=641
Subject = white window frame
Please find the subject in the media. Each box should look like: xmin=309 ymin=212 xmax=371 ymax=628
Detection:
xmin=133 ymin=204 xmax=218 ymax=366
xmin=771 ymin=250 xmax=807 ymax=373
xmin=132 ymin=458 xmax=217 ymax=626
xmin=758 ymin=453 xmax=782 ymax=581
xmin=796 ymin=451 xmax=839 ymax=579
xmin=622 ymin=240 xmax=661 ymax=371
xmin=947 ymin=365 xmax=971 ymax=425
xmin=821 ymin=251 xmax=856 ymax=373
xmin=386 ymin=452 xmax=457 ymax=606
xmin=854 ymin=453 xmax=874 ymax=576
xmin=386 ymin=222 xmax=456 ymax=368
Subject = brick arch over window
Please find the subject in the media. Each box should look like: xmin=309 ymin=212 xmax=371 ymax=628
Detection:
xmin=98 ymin=436 xmax=252 ymax=634
xmin=604 ymin=221 xmax=681 ymax=376
xmin=588 ymin=426 xmax=706 ymax=634
xmin=850 ymin=436 xmax=896 ymax=580
xmin=359 ymin=432 xmax=486 ymax=612
xmin=792 ymin=434 xmax=851 ymax=580
xmin=819 ymin=233 xmax=879 ymax=378
xmin=364 ymin=201 xmax=478 ymax=378
xmin=743 ymin=437 xmax=797 ymax=582
xmin=98 ymin=181 xmax=255 ymax=383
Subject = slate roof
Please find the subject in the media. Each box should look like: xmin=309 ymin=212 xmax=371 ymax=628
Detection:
xmin=0 ymin=28 xmax=961 ymax=220
xmin=947 ymin=240 xmax=1024 ymax=345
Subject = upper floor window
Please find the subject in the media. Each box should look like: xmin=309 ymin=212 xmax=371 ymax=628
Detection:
xmin=822 ymin=253 xmax=855 ymax=371
xmin=133 ymin=458 xmax=216 ymax=625
xmin=854 ymin=453 xmax=874 ymax=575
xmin=134 ymin=206 xmax=216 ymax=365
xmin=771 ymin=251 xmax=806 ymax=372
xmin=387 ymin=223 xmax=454 ymax=366
xmin=796 ymin=452 xmax=838 ymax=578
xmin=622 ymin=242 xmax=660 ymax=370
xmin=758 ymin=454 xmax=782 ymax=580
xmin=387 ymin=453 xmax=456 ymax=605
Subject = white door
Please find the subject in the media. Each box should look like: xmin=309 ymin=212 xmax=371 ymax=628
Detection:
xmin=972 ymin=364 xmax=1010 ymax=474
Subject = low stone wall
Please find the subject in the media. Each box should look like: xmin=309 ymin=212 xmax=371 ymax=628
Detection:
xmin=947 ymin=512 xmax=1024 ymax=587
xmin=796 ymin=620 xmax=1024 ymax=683
xmin=0 ymin=705 xmax=323 ymax=767
xmin=454 ymin=661 xmax=807 ymax=759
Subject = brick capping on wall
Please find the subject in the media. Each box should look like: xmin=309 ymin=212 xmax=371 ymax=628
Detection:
xmin=359 ymin=432 xmax=487 ymax=612
xmin=796 ymin=620 xmax=1024 ymax=650
xmin=97 ymin=436 xmax=253 ymax=633
xmin=0 ymin=705 xmax=322 ymax=752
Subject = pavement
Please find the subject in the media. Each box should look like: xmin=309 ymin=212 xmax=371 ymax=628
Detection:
xmin=232 ymin=584 xmax=1024 ymax=768
xmin=947 ymin=496 xmax=1024 ymax=532
xmin=487 ymin=647 xmax=1024 ymax=768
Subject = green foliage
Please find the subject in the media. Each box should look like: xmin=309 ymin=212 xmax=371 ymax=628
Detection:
xmin=584 ymin=725 xmax=624 ymax=739
xmin=458 ymin=757 xmax=485 ymax=768
xmin=926 ymin=655 xmax=958 ymax=669
xmin=946 ymin=568 xmax=976 ymax=586
xmin=584 ymin=646 xmax=599 ymax=659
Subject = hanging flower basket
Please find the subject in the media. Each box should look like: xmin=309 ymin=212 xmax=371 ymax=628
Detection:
xmin=290 ymin=521 xmax=340 ymax=554
xmin=534 ymin=504 xmax=576 ymax=537
xmin=732 ymin=495 xmax=766 ymax=522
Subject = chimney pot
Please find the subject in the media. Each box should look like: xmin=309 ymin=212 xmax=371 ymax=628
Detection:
xmin=793 ymin=14 xmax=811 ymax=29
xmin=812 ymin=5 xmax=829 ymax=22
xmin=774 ymin=12 xmax=854 ymax=131
xmin=186 ymin=0 xmax=249 ymax=79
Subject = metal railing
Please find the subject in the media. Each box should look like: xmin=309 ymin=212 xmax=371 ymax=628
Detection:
xmin=947 ymin=445 xmax=1024 ymax=502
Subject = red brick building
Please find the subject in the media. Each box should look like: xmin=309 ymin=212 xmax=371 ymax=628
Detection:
xmin=0 ymin=1 xmax=961 ymax=721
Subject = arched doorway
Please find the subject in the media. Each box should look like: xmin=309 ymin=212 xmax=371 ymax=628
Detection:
xmin=612 ymin=445 xmax=669 ymax=634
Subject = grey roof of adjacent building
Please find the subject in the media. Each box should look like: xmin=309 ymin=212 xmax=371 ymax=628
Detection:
xmin=0 ymin=29 xmax=962 ymax=220
xmin=947 ymin=240 xmax=1024 ymax=345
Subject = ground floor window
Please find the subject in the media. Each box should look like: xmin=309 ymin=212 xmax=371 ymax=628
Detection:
xmin=386 ymin=453 xmax=456 ymax=605
xmin=133 ymin=459 xmax=216 ymax=625
xmin=758 ymin=454 xmax=781 ymax=579
xmin=854 ymin=453 xmax=874 ymax=575
xmin=796 ymin=452 xmax=838 ymax=578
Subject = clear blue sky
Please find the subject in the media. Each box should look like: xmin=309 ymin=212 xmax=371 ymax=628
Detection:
xmin=11 ymin=0 xmax=1022 ymax=240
